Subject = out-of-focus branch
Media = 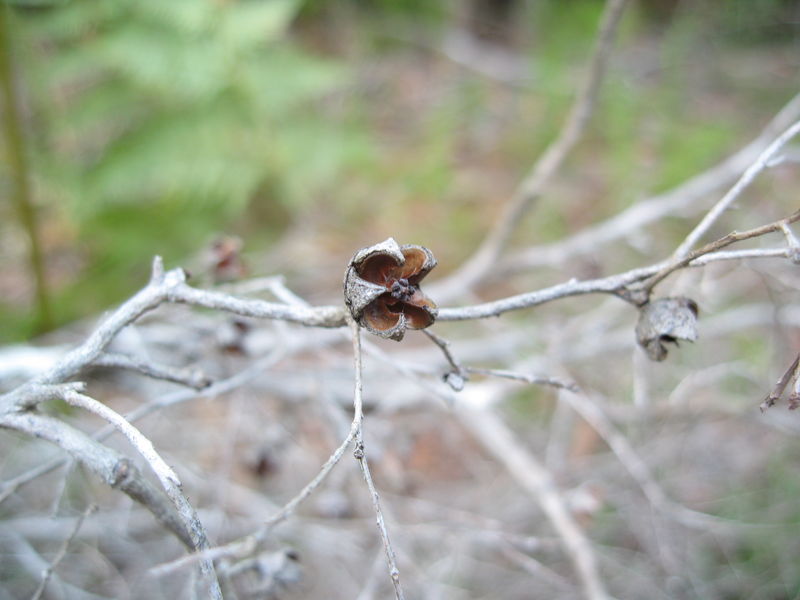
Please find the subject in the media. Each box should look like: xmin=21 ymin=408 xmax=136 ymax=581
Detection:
xmin=0 ymin=5 xmax=52 ymax=332
xmin=465 ymin=366 xmax=579 ymax=392
xmin=501 ymin=92 xmax=800 ymax=275
xmin=17 ymin=257 xmax=343 ymax=393
xmin=673 ymin=120 xmax=800 ymax=258
xmin=438 ymin=211 xmax=800 ymax=321
xmin=349 ymin=316 xmax=405 ymax=600
xmin=91 ymin=353 xmax=212 ymax=390
xmin=0 ymin=410 xmax=195 ymax=548
xmin=434 ymin=0 xmax=630 ymax=298
xmin=150 ymin=318 xmax=373 ymax=580
xmin=0 ymin=347 xmax=292 ymax=504
xmin=458 ymin=403 xmax=608 ymax=600
xmin=0 ymin=381 xmax=222 ymax=597
xmin=29 ymin=504 xmax=97 ymax=600
xmin=760 ymin=353 xmax=800 ymax=411
xmin=641 ymin=209 xmax=800 ymax=297
xmin=559 ymin=390 xmax=721 ymax=529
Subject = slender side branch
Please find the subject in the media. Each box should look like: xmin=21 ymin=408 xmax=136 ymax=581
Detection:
xmin=501 ymin=92 xmax=800 ymax=275
xmin=458 ymin=404 xmax=608 ymax=600
xmin=465 ymin=366 xmax=579 ymax=392
xmin=760 ymin=353 xmax=800 ymax=411
xmin=92 ymin=353 xmax=212 ymax=390
xmin=437 ymin=263 xmax=658 ymax=321
xmin=62 ymin=388 xmax=221 ymax=599
xmin=422 ymin=329 xmax=470 ymax=391
xmin=151 ymin=406 xmax=362 ymax=579
xmin=673 ymin=120 xmax=800 ymax=258
xmin=15 ymin=257 xmax=343 ymax=394
xmin=438 ymin=213 xmax=800 ymax=321
xmin=61 ymin=390 xmax=182 ymax=490
xmin=168 ymin=284 xmax=346 ymax=328
xmin=0 ymin=381 xmax=222 ymax=599
xmin=435 ymin=0 xmax=629 ymax=296
xmin=642 ymin=210 xmax=800 ymax=296
xmin=0 ymin=349 xmax=290 ymax=505
xmin=30 ymin=504 xmax=97 ymax=600
xmin=350 ymin=318 xmax=405 ymax=600
xmin=0 ymin=411 xmax=195 ymax=548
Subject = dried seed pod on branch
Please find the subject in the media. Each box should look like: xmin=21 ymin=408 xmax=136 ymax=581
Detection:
xmin=344 ymin=238 xmax=437 ymax=341
xmin=635 ymin=296 xmax=699 ymax=361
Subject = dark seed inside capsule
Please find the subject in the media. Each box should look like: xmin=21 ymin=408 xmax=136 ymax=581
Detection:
xmin=390 ymin=278 xmax=415 ymax=302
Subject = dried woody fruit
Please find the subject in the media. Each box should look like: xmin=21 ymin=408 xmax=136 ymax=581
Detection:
xmin=635 ymin=296 xmax=698 ymax=361
xmin=344 ymin=238 xmax=437 ymax=341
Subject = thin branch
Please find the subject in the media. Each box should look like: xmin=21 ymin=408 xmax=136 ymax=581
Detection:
xmin=465 ymin=366 xmax=579 ymax=392
xmin=30 ymin=504 xmax=97 ymax=600
xmin=457 ymin=403 xmax=608 ymax=600
xmin=263 ymin=422 xmax=359 ymax=530
xmin=437 ymin=263 xmax=658 ymax=321
xmin=0 ymin=348 xmax=289 ymax=505
xmin=150 ymin=320 xmax=371 ymax=580
xmin=422 ymin=329 xmax=463 ymax=375
xmin=0 ymin=411 xmax=195 ymax=548
xmin=559 ymin=390 xmax=718 ymax=528
xmin=673 ymin=120 xmax=800 ymax=259
xmin=8 ymin=257 xmax=342 ymax=395
xmin=434 ymin=0 xmax=630 ymax=297
xmin=92 ymin=353 xmax=212 ymax=389
xmin=60 ymin=390 xmax=181 ymax=491
xmin=422 ymin=329 xmax=470 ymax=391
xmin=780 ymin=223 xmax=800 ymax=263
xmin=57 ymin=389 xmax=222 ymax=599
xmin=499 ymin=92 xmax=800 ymax=276
xmin=760 ymin=353 xmax=800 ymax=411
xmin=436 ymin=211 xmax=800 ymax=321
xmin=642 ymin=209 xmax=800 ymax=296
xmin=350 ymin=317 xmax=405 ymax=600
xmin=688 ymin=247 xmax=794 ymax=266
xmin=169 ymin=284 xmax=345 ymax=328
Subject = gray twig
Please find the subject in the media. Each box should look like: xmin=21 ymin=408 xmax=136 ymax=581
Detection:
xmin=0 ymin=411 xmax=195 ymax=548
xmin=673 ymin=120 xmax=800 ymax=259
xmin=434 ymin=0 xmax=630 ymax=297
xmin=437 ymin=211 xmax=800 ymax=321
xmin=457 ymin=402 xmax=608 ymax=600
xmin=642 ymin=210 xmax=800 ymax=297
xmin=350 ymin=317 xmax=405 ymax=600
xmin=92 ymin=352 xmax=212 ymax=389
xmin=465 ymin=366 xmax=579 ymax=392
xmin=30 ymin=504 xmax=97 ymax=600
xmin=501 ymin=92 xmax=800 ymax=276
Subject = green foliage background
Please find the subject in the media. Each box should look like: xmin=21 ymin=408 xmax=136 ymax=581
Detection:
xmin=1 ymin=0 xmax=797 ymax=340
xmin=1 ymin=1 xmax=800 ymax=596
xmin=4 ymin=0 xmax=373 ymax=335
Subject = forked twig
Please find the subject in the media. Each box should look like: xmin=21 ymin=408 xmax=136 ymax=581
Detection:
xmin=58 ymin=387 xmax=221 ymax=599
xmin=642 ymin=209 xmax=800 ymax=297
xmin=673 ymin=120 xmax=800 ymax=259
xmin=465 ymin=366 xmax=579 ymax=392
xmin=457 ymin=402 xmax=608 ymax=600
xmin=503 ymin=92 xmax=800 ymax=274
xmin=760 ymin=353 xmax=800 ymax=411
xmin=434 ymin=0 xmax=630 ymax=298
xmin=350 ymin=317 xmax=406 ymax=600
xmin=30 ymin=504 xmax=97 ymax=600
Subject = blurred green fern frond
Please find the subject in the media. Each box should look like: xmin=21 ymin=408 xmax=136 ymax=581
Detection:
xmin=4 ymin=0 xmax=373 ymax=336
xmin=22 ymin=0 xmax=365 ymax=216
